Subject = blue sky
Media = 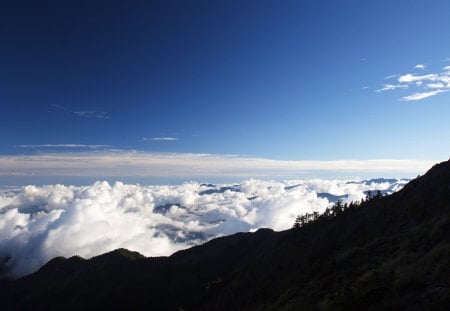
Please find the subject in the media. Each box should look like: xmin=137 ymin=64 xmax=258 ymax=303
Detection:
xmin=1 ymin=0 xmax=449 ymax=184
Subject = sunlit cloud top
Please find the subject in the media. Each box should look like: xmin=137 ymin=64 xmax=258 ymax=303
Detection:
xmin=0 ymin=177 xmax=410 ymax=278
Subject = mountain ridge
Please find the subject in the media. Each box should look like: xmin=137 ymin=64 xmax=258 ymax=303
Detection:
xmin=1 ymin=159 xmax=450 ymax=310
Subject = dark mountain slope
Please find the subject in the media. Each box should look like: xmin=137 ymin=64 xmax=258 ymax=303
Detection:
xmin=196 ymin=160 xmax=450 ymax=310
xmin=0 ymin=229 xmax=280 ymax=310
xmin=1 ymin=160 xmax=450 ymax=310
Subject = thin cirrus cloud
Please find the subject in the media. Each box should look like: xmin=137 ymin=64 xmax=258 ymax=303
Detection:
xmin=143 ymin=137 xmax=179 ymax=141
xmin=384 ymin=74 xmax=397 ymax=79
xmin=17 ymin=144 xmax=111 ymax=149
xmin=375 ymin=84 xmax=408 ymax=92
xmin=401 ymin=89 xmax=448 ymax=101
xmin=72 ymin=111 xmax=109 ymax=119
xmin=377 ymin=62 xmax=450 ymax=101
xmin=51 ymin=104 xmax=109 ymax=119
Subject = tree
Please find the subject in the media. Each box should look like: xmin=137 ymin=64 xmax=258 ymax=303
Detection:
xmin=366 ymin=191 xmax=373 ymax=201
xmin=375 ymin=190 xmax=383 ymax=199
xmin=293 ymin=215 xmax=302 ymax=229
xmin=332 ymin=200 xmax=343 ymax=215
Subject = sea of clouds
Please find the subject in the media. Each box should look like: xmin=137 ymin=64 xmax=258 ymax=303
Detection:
xmin=0 ymin=178 xmax=407 ymax=278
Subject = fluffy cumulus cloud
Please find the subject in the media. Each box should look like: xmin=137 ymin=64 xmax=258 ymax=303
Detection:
xmin=0 ymin=178 xmax=408 ymax=278
xmin=377 ymin=63 xmax=450 ymax=101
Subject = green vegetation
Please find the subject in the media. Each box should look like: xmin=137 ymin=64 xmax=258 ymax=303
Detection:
xmin=293 ymin=190 xmax=385 ymax=229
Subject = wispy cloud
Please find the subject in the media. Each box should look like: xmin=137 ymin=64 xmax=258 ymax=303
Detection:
xmin=401 ymin=89 xmax=448 ymax=101
xmin=384 ymin=74 xmax=397 ymax=80
xmin=0 ymin=152 xmax=436 ymax=180
xmin=51 ymin=104 xmax=109 ymax=119
xmin=143 ymin=137 xmax=179 ymax=142
xmin=414 ymin=64 xmax=426 ymax=70
xmin=17 ymin=144 xmax=110 ymax=149
xmin=376 ymin=84 xmax=408 ymax=92
xmin=398 ymin=73 xmax=439 ymax=83
xmin=427 ymin=83 xmax=445 ymax=89
xmin=377 ymin=62 xmax=450 ymax=101
xmin=72 ymin=111 xmax=109 ymax=119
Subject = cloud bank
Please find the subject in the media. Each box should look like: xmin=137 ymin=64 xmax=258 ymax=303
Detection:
xmin=0 ymin=178 xmax=407 ymax=278
xmin=0 ymin=152 xmax=433 ymax=184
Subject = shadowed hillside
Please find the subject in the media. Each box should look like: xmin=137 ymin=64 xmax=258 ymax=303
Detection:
xmin=1 ymin=160 xmax=450 ymax=310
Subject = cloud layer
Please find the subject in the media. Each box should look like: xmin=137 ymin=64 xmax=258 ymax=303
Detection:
xmin=0 ymin=152 xmax=433 ymax=183
xmin=0 ymin=178 xmax=407 ymax=278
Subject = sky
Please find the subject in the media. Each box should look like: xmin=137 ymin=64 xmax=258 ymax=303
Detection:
xmin=1 ymin=0 xmax=450 ymax=185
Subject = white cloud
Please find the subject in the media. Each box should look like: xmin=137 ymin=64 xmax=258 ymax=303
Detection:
xmin=144 ymin=137 xmax=179 ymax=142
xmin=401 ymin=89 xmax=447 ymax=101
xmin=376 ymin=84 xmax=408 ymax=92
xmin=17 ymin=144 xmax=110 ymax=149
xmin=414 ymin=64 xmax=426 ymax=70
xmin=398 ymin=73 xmax=439 ymax=83
xmin=0 ymin=178 xmax=408 ymax=278
xmin=384 ymin=74 xmax=397 ymax=80
xmin=0 ymin=152 xmax=435 ymax=180
xmin=378 ymin=62 xmax=450 ymax=101
xmin=426 ymin=83 xmax=445 ymax=89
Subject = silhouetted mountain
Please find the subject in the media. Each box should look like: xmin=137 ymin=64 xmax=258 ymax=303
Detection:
xmin=154 ymin=203 xmax=185 ymax=214
xmin=1 ymin=160 xmax=450 ymax=310
xmin=198 ymin=185 xmax=240 ymax=195
xmin=317 ymin=192 xmax=348 ymax=202
xmin=362 ymin=178 xmax=400 ymax=184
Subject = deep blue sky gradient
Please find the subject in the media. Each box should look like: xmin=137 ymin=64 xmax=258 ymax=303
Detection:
xmin=1 ymin=0 xmax=450 ymax=160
